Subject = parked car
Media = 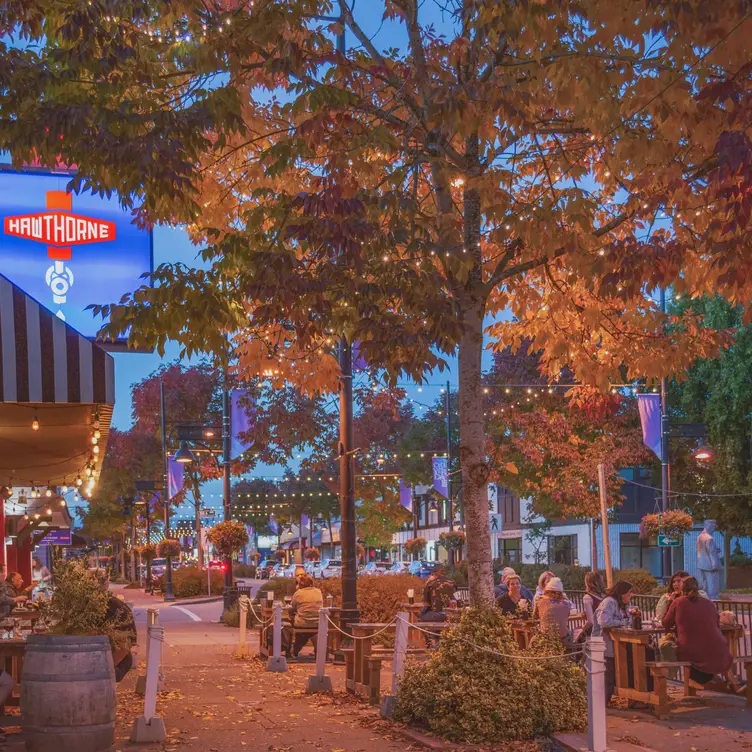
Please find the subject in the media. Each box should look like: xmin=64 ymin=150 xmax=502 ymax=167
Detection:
xmin=408 ymin=561 xmax=443 ymax=579
xmin=271 ymin=562 xmax=287 ymax=577
xmin=258 ymin=559 xmax=278 ymax=578
xmin=310 ymin=561 xmax=323 ymax=578
xmin=319 ymin=559 xmax=342 ymax=579
xmin=384 ymin=561 xmax=411 ymax=576
xmin=281 ymin=565 xmax=297 ymax=578
xmin=359 ymin=562 xmax=390 ymax=576
xmin=208 ymin=560 xmax=227 ymax=571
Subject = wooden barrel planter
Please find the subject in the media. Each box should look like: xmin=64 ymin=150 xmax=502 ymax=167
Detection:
xmin=21 ymin=634 xmax=116 ymax=752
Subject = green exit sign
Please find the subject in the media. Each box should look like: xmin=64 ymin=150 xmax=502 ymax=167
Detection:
xmin=658 ymin=534 xmax=681 ymax=547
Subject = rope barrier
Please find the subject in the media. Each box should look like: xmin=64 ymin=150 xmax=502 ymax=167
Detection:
xmin=396 ymin=616 xmax=585 ymax=661
xmin=325 ymin=614 xmax=397 ymax=640
xmin=246 ymin=598 xmax=274 ymax=627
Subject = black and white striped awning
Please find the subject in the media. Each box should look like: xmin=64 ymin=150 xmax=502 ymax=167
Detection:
xmin=0 ymin=273 xmax=114 ymax=404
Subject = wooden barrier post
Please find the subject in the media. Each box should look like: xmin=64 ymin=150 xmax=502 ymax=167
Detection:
xmin=597 ymin=464 xmax=613 ymax=588
xmin=266 ymin=602 xmax=287 ymax=672
xmin=234 ymin=595 xmax=250 ymax=658
xmin=585 ymin=636 xmax=607 ymax=752
xmin=131 ymin=624 xmax=166 ymax=742
xmin=306 ymin=608 xmax=333 ymax=693
xmin=380 ymin=611 xmax=409 ymax=718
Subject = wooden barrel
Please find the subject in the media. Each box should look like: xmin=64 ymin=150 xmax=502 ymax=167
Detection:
xmin=21 ymin=634 xmax=116 ymax=752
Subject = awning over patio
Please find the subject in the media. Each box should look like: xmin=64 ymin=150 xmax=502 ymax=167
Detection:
xmin=0 ymin=273 xmax=114 ymax=487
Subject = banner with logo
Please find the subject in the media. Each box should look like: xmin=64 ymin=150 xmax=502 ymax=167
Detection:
xmin=0 ymin=170 xmax=152 ymax=337
xmin=167 ymin=456 xmax=184 ymax=500
xmin=230 ymin=389 xmax=255 ymax=460
xmin=432 ymin=456 xmax=449 ymax=498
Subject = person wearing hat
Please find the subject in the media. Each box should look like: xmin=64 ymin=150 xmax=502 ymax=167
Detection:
xmin=493 ymin=566 xmax=533 ymax=602
xmin=532 ymin=576 xmax=571 ymax=642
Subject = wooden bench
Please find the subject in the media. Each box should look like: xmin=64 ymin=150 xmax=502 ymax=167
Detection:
xmin=367 ymin=648 xmax=431 ymax=705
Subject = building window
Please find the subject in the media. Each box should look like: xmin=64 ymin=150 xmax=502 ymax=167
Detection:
xmin=620 ymin=532 xmax=671 ymax=578
xmin=499 ymin=538 xmax=522 ymax=564
xmin=548 ymin=535 xmax=578 ymax=566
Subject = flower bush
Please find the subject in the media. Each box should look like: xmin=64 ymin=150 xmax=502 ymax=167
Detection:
xmin=640 ymin=510 xmax=693 ymax=540
xmin=405 ymin=537 xmax=427 ymax=556
xmin=438 ymin=531 xmax=465 ymax=550
xmin=156 ymin=538 xmax=181 ymax=559
xmin=206 ymin=520 xmax=249 ymax=557
xmin=393 ymin=607 xmax=587 ymax=743
xmin=304 ymin=547 xmax=320 ymax=561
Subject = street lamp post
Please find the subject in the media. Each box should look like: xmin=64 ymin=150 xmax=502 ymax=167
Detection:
xmin=221 ymin=377 xmax=236 ymax=612
xmin=160 ymin=380 xmax=176 ymax=602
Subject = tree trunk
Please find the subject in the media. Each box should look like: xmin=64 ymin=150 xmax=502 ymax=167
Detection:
xmin=457 ymin=298 xmax=495 ymax=605
xmin=119 ymin=544 xmax=126 ymax=581
xmin=457 ymin=137 xmax=495 ymax=606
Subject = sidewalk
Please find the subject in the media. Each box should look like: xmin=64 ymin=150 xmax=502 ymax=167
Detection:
xmin=116 ymin=626 xmax=410 ymax=752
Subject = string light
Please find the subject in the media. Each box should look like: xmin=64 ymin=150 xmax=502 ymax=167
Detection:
xmin=31 ymin=416 xmax=39 ymax=431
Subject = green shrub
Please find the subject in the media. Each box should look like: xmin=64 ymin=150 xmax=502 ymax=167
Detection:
xmin=393 ymin=607 xmax=587 ymax=743
xmin=222 ymin=600 xmax=261 ymax=628
xmin=613 ymin=568 xmax=658 ymax=594
xmin=157 ymin=566 xmax=224 ymax=598
xmin=257 ymin=578 xmax=297 ymax=601
xmin=233 ymin=563 xmax=257 ymax=578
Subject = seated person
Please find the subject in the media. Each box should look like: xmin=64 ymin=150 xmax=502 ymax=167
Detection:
xmin=494 ymin=567 xmax=534 ymax=602
xmin=96 ymin=571 xmax=137 ymax=682
xmin=496 ymin=574 xmax=531 ymax=617
xmin=288 ymin=573 xmax=323 ymax=657
xmin=420 ymin=565 xmax=456 ymax=623
xmin=662 ymin=576 xmax=733 ymax=690
xmin=533 ymin=577 xmax=572 ymax=644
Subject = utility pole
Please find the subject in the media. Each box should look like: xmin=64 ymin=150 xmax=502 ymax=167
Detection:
xmin=446 ymin=381 xmax=454 ymax=568
xmin=338 ymin=336 xmax=359 ymax=635
xmin=659 ymin=289 xmax=671 ymax=581
xmin=145 ymin=496 xmax=152 ymax=593
xmin=160 ymin=380 xmax=175 ymax=602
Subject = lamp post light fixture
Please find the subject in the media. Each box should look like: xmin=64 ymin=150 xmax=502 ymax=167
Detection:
xmin=174 ymin=441 xmax=196 ymax=464
xmin=694 ymin=444 xmax=713 ymax=461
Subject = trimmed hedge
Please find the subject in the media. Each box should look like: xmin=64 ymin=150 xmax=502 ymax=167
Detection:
xmin=394 ymin=607 xmax=587 ymax=743
xmin=157 ymin=566 xmax=224 ymax=598
xmin=233 ymin=563 xmax=257 ymax=578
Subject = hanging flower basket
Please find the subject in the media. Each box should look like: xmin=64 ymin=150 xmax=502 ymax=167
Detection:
xmin=157 ymin=538 xmax=181 ymax=559
xmin=438 ymin=531 xmax=466 ymax=551
xmin=404 ymin=537 xmax=428 ymax=556
xmin=304 ymin=547 xmax=321 ymax=561
xmin=249 ymin=552 xmax=262 ymax=563
xmin=206 ymin=521 xmax=249 ymax=558
xmin=274 ymin=549 xmax=287 ymax=561
xmin=140 ymin=543 xmax=157 ymax=562
xmin=640 ymin=510 xmax=693 ymax=540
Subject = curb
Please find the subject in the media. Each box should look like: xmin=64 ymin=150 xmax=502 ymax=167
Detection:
xmin=553 ymin=732 xmax=658 ymax=752
xmin=169 ymin=596 xmax=225 ymax=606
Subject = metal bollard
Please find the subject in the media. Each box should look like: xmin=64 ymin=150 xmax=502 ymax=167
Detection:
xmin=266 ymin=602 xmax=288 ymax=672
xmin=131 ymin=625 xmax=166 ymax=742
xmin=135 ymin=609 xmax=159 ymax=695
xmin=585 ymin=636 xmax=607 ymax=752
xmin=380 ymin=611 xmax=409 ymax=718
xmin=306 ymin=608 xmax=332 ymax=693
xmin=234 ymin=595 xmax=250 ymax=658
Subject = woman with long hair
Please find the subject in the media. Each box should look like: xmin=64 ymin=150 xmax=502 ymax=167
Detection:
xmin=594 ymin=581 xmax=633 ymax=703
xmin=663 ymin=576 xmax=733 ymax=689
xmin=582 ymin=571 xmax=606 ymax=636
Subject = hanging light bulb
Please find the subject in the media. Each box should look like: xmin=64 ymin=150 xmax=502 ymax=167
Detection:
xmin=92 ymin=445 xmax=100 ymax=455
xmin=31 ymin=416 xmax=39 ymax=431
xmin=33 ymin=513 xmax=40 ymax=520
xmin=60 ymin=500 xmax=66 ymax=507
xmin=93 ymin=429 xmax=101 ymax=440
xmin=91 ymin=435 xmax=98 ymax=445
xmin=61 ymin=485 xmax=68 ymax=494
xmin=45 ymin=507 xmax=52 ymax=516
xmin=45 ymin=487 xmax=52 ymax=498
xmin=86 ymin=466 xmax=93 ymax=477
xmin=75 ymin=476 xmax=83 ymax=486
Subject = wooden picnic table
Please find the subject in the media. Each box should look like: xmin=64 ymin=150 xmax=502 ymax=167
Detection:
xmin=510 ymin=613 xmax=587 ymax=650
xmin=610 ymin=623 xmax=750 ymax=716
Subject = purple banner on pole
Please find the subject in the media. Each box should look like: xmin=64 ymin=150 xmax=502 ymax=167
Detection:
xmin=167 ymin=456 xmax=184 ymax=499
xmin=231 ymin=390 xmax=255 ymax=460
xmin=399 ymin=479 xmax=413 ymax=511
xmin=432 ymin=456 xmax=449 ymax=498
xmin=301 ymin=514 xmax=309 ymax=528
xmin=268 ymin=513 xmax=279 ymax=533
xmin=637 ymin=394 xmax=662 ymax=460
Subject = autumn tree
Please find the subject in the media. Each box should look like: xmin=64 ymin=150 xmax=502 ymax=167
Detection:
xmin=5 ymin=2 xmax=751 ymax=603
